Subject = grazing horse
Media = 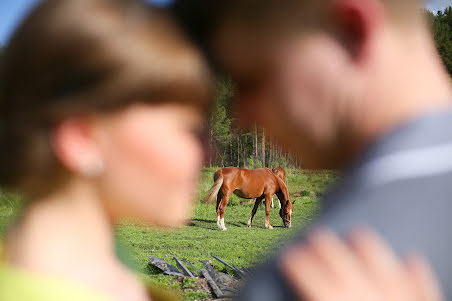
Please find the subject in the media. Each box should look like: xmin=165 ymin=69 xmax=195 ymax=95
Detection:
xmin=205 ymin=167 xmax=294 ymax=231
xmin=271 ymin=167 xmax=286 ymax=208
xmin=272 ymin=167 xmax=286 ymax=182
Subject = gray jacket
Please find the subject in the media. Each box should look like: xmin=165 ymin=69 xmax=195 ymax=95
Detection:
xmin=238 ymin=111 xmax=452 ymax=300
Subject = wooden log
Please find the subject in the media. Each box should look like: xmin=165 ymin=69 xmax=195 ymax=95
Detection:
xmin=211 ymin=255 xmax=247 ymax=279
xmin=232 ymin=264 xmax=249 ymax=279
xmin=201 ymin=269 xmax=223 ymax=298
xmin=164 ymin=271 xmax=187 ymax=277
xmin=148 ymin=256 xmax=185 ymax=277
xmin=240 ymin=265 xmax=254 ymax=277
xmin=202 ymin=260 xmax=218 ymax=278
xmin=174 ymin=256 xmax=195 ymax=278
xmin=182 ymin=259 xmax=202 ymax=277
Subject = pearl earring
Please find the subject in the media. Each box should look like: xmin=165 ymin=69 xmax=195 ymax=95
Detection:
xmin=81 ymin=157 xmax=104 ymax=177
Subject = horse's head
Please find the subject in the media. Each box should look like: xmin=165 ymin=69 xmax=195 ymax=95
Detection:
xmin=279 ymin=199 xmax=295 ymax=228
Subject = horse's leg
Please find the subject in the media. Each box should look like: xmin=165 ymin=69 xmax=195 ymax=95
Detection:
xmin=275 ymin=194 xmax=282 ymax=209
xmin=248 ymin=196 xmax=264 ymax=228
xmin=216 ymin=190 xmax=223 ymax=229
xmin=271 ymin=197 xmax=274 ymax=208
xmin=264 ymin=194 xmax=273 ymax=229
xmin=217 ymin=190 xmax=232 ymax=231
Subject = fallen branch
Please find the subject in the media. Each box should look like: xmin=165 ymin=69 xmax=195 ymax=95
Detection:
xmin=148 ymin=256 xmax=185 ymax=277
xmin=174 ymin=256 xmax=195 ymax=278
xmin=201 ymin=268 xmax=223 ymax=298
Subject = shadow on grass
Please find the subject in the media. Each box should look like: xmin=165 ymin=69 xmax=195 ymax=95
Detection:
xmin=191 ymin=218 xmax=216 ymax=225
xmin=190 ymin=218 xmax=250 ymax=228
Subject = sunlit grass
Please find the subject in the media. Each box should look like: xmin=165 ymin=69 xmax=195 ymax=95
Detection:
xmin=0 ymin=169 xmax=337 ymax=300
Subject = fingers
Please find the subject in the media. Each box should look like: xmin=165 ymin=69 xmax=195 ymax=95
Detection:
xmin=348 ymin=229 xmax=401 ymax=279
xmin=282 ymin=243 xmax=335 ymax=301
xmin=282 ymin=229 xmax=378 ymax=301
xmin=348 ymin=229 xmax=415 ymax=300
xmin=281 ymin=228 xmax=443 ymax=301
xmin=348 ymin=229 xmax=407 ymax=285
xmin=404 ymin=255 xmax=444 ymax=301
xmin=306 ymin=229 xmax=373 ymax=292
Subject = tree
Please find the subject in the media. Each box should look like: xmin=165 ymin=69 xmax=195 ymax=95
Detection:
xmin=427 ymin=7 xmax=452 ymax=76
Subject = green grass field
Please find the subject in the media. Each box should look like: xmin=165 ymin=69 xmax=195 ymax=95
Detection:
xmin=0 ymin=168 xmax=337 ymax=300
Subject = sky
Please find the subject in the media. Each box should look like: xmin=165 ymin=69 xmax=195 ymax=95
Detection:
xmin=0 ymin=0 xmax=450 ymax=45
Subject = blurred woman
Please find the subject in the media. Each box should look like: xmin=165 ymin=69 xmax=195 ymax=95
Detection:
xmin=0 ymin=0 xmax=212 ymax=300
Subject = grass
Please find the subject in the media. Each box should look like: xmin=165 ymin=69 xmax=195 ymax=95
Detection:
xmin=0 ymin=168 xmax=337 ymax=300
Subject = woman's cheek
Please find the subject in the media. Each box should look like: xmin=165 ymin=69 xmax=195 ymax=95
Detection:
xmin=139 ymin=128 xmax=203 ymax=224
xmin=153 ymin=128 xmax=202 ymax=187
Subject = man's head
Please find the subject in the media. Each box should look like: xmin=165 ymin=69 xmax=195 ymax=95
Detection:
xmin=174 ymin=0 xmax=452 ymax=169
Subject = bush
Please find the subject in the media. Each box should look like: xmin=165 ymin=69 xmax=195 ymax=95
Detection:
xmin=278 ymin=157 xmax=288 ymax=168
xmin=0 ymin=191 xmax=22 ymax=211
xmin=246 ymin=157 xmax=263 ymax=169
xmin=301 ymin=190 xmax=311 ymax=197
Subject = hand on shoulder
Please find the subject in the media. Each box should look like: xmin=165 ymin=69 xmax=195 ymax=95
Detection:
xmin=280 ymin=229 xmax=443 ymax=301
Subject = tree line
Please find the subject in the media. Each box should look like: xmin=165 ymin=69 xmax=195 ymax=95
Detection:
xmin=0 ymin=6 xmax=451 ymax=170
xmin=427 ymin=7 xmax=452 ymax=75
xmin=207 ymin=78 xmax=301 ymax=169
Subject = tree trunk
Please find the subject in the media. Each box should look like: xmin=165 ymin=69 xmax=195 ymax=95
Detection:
xmin=255 ymin=124 xmax=258 ymax=159
xmin=237 ymin=132 xmax=240 ymax=167
xmin=209 ymin=133 xmax=213 ymax=167
xmin=269 ymin=139 xmax=273 ymax=167
xmin=229 ymin=135 xmax=233 ymax=167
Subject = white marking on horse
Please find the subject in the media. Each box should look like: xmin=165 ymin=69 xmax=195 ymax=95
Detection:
xmin=220 ymin=218 xmax=227 ymax=231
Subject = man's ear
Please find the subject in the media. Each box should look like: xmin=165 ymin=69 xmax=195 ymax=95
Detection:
xmin=332 ymin=0 xmax=383 ymax=62
xmin=52 ymin=117 xmax=102 ymax=176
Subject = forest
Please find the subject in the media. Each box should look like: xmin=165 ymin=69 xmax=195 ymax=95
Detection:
xmin=0 ymin=6 xmax=451 ymax=169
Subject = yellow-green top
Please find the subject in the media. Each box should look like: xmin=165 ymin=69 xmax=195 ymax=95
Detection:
xmin=0 ymin=244 xmax=179 ymax=301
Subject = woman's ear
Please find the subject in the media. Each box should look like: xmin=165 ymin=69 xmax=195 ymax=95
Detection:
xmin=52 ymin=117 xmax=104 ymax=177
xmin=332 ymin=0 xmax=383 ymax=62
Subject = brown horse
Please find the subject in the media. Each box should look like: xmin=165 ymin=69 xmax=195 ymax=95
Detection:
xmin=271 ymin=167 xmax=286 ymax=208
xmin=205 ymin=167 xmax=294 ymax=231
xmin=272 ymin=167 xmax=286 ymax=182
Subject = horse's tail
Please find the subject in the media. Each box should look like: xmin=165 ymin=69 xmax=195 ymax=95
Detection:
xmin=204 ymin=169 xmax=224 ymax=204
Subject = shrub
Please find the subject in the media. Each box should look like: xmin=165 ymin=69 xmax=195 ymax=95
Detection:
xmin=246 ymin=157 xmax=263 ymax=169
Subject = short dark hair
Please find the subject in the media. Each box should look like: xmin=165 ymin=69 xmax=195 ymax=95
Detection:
xmin=172 ymin=0 xmax=424 ymax=57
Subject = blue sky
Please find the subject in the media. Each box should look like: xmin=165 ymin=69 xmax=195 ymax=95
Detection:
xmin=0 ymin=0 xmax=450 ymax=45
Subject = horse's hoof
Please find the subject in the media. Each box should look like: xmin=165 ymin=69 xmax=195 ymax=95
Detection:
xmin=266 ymin=225 xmax=273 ymax=230
xmin=222 ymin=227 xmax=227 ymax=231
